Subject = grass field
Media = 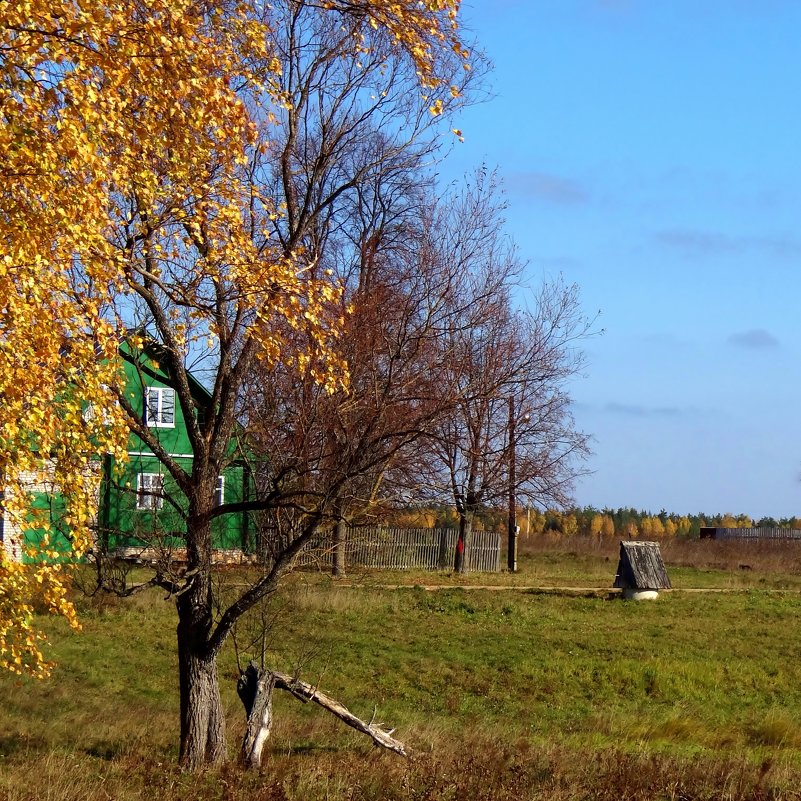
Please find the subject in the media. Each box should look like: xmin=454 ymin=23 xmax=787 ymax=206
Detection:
xmin=4 ymin=537 xmax=801 ymax=800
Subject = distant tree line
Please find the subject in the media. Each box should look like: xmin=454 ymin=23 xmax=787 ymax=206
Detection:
xmin=386 ymin=505 xmax=801 ymax=540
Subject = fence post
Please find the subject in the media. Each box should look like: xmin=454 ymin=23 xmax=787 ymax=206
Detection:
xmin=437 ymin=528 xmax=449 ymax=569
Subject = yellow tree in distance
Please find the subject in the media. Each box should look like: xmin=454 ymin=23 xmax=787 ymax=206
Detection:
xmin=0 ymin=0 xmax=467 ymax=680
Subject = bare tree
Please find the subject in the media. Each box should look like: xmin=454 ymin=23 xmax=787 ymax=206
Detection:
xmin=419 ymin=175 xmax=594 ymax=572
xmin=242 ymin=187 xmax=463 ymax=570
xmin=257 ymin=0 xmax=483 ymax=269
xmin=234 ymin=2 xmax=486 ymax=575
xmin=227 ymin=172 xmax=553 ymax=769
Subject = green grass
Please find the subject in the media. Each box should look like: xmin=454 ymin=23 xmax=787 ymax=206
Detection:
xmin=5 ymin=544 xmax=801 ymax=799
xmin=286 ymin=586 xmax=801 ymax=745
xmin=341 ymin=535 xmax=801 ymax=590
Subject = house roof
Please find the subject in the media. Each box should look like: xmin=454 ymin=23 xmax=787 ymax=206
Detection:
xmin=120 ymin=336 xmax=213 ymax=405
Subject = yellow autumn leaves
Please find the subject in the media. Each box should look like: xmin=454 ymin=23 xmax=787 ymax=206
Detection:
xmin=1 ymin=0 xmax=467 ymax=676
xmin=0 ymin=557 xmax=82 ymax=677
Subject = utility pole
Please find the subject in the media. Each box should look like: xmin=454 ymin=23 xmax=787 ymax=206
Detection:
xmin=507 ymin=396 xmax=517 ymax=572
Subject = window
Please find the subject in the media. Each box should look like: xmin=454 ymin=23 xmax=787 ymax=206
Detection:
xmin=83 ymin=384 xmax=115 ymax=425
xmin=137 ymin=473 xmax=164 ymax=510
xmin=144 ymin=386 xmax=175 ymax=428
xmin=82 ymin=402 xmax=97 ymax=424
xmin=214 ymin=475 xmax=225 ymax=507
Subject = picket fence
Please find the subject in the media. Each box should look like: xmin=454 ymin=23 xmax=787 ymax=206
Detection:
xmin=300 ymin=526 xmax=501 ymax=573
xmin=112 ymin=526 xmax=501 ymax=572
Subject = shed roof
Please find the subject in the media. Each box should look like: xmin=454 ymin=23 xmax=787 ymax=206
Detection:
xmin=613 ymin=540 xmax=671 ymax=590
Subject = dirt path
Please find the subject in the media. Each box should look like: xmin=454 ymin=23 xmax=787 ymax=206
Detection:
xmin=339 ymin=583 xmax=790 ymax=594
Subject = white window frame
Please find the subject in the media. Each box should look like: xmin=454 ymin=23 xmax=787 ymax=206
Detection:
xmin=82 ymin=384 xmax=116 ymax=425
xmin=136 ymin=473 xmax=164 ymax=511
xmin=214 ymin=475 xmax=225 ymax=507
xmin=144 ymin=386 xmax=176 ymax=428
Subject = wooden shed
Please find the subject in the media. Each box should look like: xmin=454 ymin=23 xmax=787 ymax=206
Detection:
xmin=613 ymin=541 xmax=671 ymax=600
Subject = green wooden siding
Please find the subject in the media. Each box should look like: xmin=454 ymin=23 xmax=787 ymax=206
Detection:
xmin=104 ymin=350 xmax=250 ymax=552
xmin=102 ymin=454 xmax=248 ymax=552
xmin=16 ymin=344 xmax=250 ymax=562
xmin=21 ymin=485 xmax=73 ymax=563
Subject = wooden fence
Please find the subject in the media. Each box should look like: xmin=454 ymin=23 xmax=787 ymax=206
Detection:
xmin=300 ymin=526 xmax=501 ymax=573
xmin=110 ymin=525 xmax=502 ymax=573
xmin=702 ymin=526 xmax=801 ymax=541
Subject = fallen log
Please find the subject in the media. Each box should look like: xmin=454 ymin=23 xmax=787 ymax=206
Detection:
xmin=273 ymin=670 xmax=407 ymax=756
xmin=237 ymin=663 xmax=407 ymax=769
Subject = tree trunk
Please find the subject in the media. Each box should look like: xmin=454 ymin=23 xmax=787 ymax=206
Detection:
xmin=332 ymin=517 xmax=346 ymax=577
xmin=331 ymin=494 xmax=346 ymax=577
xmin=177 ymin=508 xmax=226 ymax=770
xmin=454 ymin=511 xmax=472 ymax=573
xmin=437 ymin=527 xmax=449 ymax=569
xmin=237 ymin=663 xmax=276 ymax=769
xmin=177 ymin=617 xmax=227 ymax=770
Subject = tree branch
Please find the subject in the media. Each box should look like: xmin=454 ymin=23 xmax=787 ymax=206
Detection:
xmin=273 ymin=670 xmax=407 ymax=756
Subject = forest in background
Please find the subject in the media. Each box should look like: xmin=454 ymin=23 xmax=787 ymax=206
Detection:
xmin=387 ymin=505 xmax=801 ymax=541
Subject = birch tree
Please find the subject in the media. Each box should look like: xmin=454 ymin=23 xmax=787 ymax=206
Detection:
xmin=1 ymin=0 xmax=469 ymax=769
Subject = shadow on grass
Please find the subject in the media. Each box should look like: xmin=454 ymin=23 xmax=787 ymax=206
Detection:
xmin=0 ymin=732 xmax=138 ymax=762
xmin=83 ymin=740 xmax=130 ymax=760
xmin=283 ymin=742 xmax=344 ymax=755
xmin=0 ymin=733 xmax=49 ymax=757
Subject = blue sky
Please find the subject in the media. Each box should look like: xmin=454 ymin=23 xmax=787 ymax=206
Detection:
xmin=448 ymin=0 xmax=801 ymax=518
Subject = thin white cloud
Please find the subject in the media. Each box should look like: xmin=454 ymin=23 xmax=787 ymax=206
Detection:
xmin=605 ymin=402 xmax=682 ymax=418
xmin=655 ymin=228 xmax=801 ymax=260
xmin=507 ymin=171 xmax=589 ymax=205
xmin=727 ymin=329 xmax=780 ymax=349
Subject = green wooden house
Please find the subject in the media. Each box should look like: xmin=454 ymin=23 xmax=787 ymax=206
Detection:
xmin=1 ymin=344 xmax=251 ymax=564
